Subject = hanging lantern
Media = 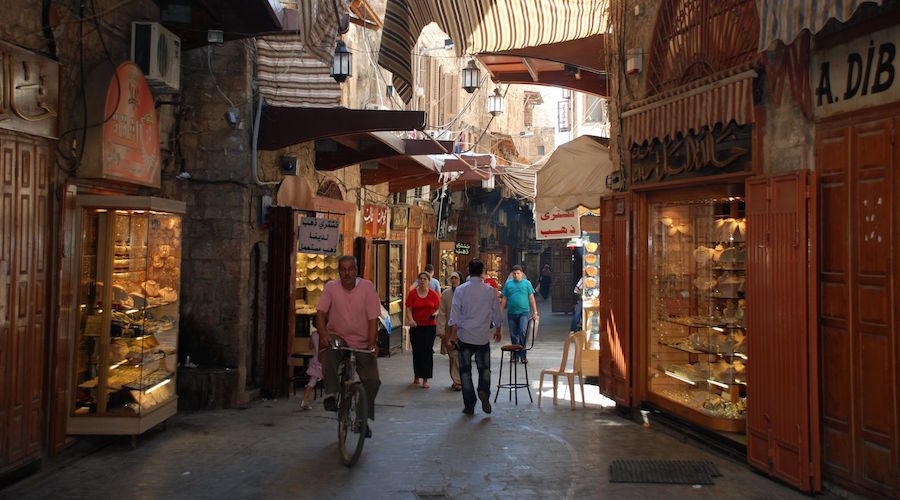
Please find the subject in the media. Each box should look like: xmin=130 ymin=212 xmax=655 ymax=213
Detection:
xmin=461 ymin=59 xmax=481 ymax=94
xmin=488 ymin=88 xmax=504 ymax=116
xmin=331 ymin=39 xmax=352 ymax=83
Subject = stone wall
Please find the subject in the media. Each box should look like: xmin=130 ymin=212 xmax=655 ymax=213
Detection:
xmin=169 ymin=41 xmax=276 ymax=403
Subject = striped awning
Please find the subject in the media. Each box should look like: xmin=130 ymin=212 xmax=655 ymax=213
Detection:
xmin=295 ymin=0 xmax=353 ymax=64
xmin=622 ymin=66 xmax=757 ymax=147
xmin=757 ymin=0 xmax=884 ymax=51
xmin=256 ymin=35 xmax=342 ymax=107
xmin=379 ymin=0 xmax=610 ymax=103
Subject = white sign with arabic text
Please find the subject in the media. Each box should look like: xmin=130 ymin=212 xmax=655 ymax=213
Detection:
xmin=535 ymin=208 xmax=580 ymax=240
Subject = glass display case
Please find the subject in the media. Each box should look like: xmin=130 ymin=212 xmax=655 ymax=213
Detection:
xmin=69 ymin=196 xmax=185 ymax=436
xmin=580 ymin=238 xmax=601 ymax=338
xmin=437 ymin=241 xmax=457 ymax=287
xmin=647 ymin=198 xmax=747 ymax=433
xmin=373 ymin=240 xmax=403 ymax=355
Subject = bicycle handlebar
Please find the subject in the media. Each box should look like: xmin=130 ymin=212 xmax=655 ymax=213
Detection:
xmin=326 ymin=341 xmax=376 ymax=354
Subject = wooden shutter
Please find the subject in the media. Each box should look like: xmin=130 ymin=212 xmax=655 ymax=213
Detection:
xmin=0 ymin=131 xmax=49 ymax=474
xmin=597 ymin=193 xmax=632 ymax=406
xmin=817 ymin=115 xmax=898 ymax=497
xmin=746 ymin=171 xmax=820 ymax=492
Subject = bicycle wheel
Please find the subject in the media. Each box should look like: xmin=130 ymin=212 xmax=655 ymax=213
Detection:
xmin=337 ymin=382 xmax=368 ymax=467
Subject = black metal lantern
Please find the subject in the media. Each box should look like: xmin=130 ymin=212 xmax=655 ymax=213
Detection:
xmin=488 ymin=88 xmax=504 ymax=116
xmin=331 ymin=39 xmax=352 ymax=83
xmin=461 ymin=59 xmax=481 ymax=94
xmin=386 ymin=84 xmax=394 ymax=97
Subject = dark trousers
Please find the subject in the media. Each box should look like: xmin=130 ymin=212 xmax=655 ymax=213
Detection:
xmin=457 ymin=340 xmax=491 ymax=410
xmin=322 ymin=349 xmax=381 ymax=419
xmin=409 ymin=325 xmax=436 ymax=379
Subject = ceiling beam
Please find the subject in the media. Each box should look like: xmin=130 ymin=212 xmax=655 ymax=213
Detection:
xmin=521 ymin=57 xmax=540 ymax=82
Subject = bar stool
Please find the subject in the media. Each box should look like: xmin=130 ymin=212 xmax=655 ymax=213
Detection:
xmin=495 ymin=318 xmax=538 ymax=404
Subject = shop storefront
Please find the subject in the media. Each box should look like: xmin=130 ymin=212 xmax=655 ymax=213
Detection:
xmin=602 ymin=0 xmax=828 ymax=491
xmin=58 ymin=62 xmax=184 ymax=439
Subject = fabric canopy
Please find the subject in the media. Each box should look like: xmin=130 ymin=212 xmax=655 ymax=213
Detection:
xmin=757 ymin=0 xmax=884 ymax=51
xmin=534 ymin=135 xmax=614 ymax=214
xmin=379 ymin=0 xmax=610 ymax=103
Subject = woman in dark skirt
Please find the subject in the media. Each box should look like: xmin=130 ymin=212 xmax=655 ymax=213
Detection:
xmin=405 ymin=272 xmax=441 ymax=388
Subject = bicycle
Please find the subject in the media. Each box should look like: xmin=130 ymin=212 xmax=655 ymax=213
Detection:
xmin=327 ymin=338 xmax=372 ymax=467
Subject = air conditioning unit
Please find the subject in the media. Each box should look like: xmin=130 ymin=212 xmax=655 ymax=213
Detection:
xmin=131 ymin=22 xmax=181 ymax=93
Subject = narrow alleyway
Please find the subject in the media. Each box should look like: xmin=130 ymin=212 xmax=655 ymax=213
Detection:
xmin=2 ymin=297 xmax=808 ymax=499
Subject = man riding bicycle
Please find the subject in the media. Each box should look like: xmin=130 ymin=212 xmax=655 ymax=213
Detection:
xmin=316 ymin=255 xmax=382 ymax=437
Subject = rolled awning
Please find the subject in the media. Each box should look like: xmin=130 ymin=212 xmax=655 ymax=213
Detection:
xmin=622 ymin=65 xmax=757 ymax=147
xmin=379 ymin=0 xmax=610 ymax=103
xmin=757 ymin=0 xmax=885 ymax=51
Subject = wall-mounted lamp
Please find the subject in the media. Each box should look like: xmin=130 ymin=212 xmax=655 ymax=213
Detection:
xmin=331 ymin=39 xmax=352 ymax=83
xmin=280 ymin=154 xmax=298 ymax=175
xmin=488 ymin=88 xmax=504 ymax=116
xmin=461 ymin=59 xmax=481 ymax=94
xmin=386 ymin=84 xmax=394 ymax=97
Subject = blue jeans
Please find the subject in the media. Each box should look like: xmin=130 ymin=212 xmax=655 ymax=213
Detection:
xmin=570 ymin=300 xmax=583 ymax=332
xmin=507 ymin=312 xmax=530 ymax=361
xmin=457 ymin=341 xmax=491 ymax=410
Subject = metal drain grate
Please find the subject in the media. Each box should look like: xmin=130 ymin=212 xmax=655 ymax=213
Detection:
xmin=609 ymin=459 xmax=721 ymax=485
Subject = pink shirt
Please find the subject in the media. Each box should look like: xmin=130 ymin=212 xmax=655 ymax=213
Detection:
xmin=317 ymin=278 xmax=382 ymax=349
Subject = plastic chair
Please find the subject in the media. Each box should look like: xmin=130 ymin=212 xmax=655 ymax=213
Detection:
xmin=495 ymin=318 xmax=538 ymax=404
xmin=538 ymin=330 xmax=586 ymax=409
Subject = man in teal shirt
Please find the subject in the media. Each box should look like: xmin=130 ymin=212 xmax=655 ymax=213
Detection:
xmin=500 ymin=265 xmax=539 ymax=363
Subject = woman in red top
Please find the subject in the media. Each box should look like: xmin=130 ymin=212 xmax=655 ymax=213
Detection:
xmin=405 ymin=272 xmax=441 ymax=388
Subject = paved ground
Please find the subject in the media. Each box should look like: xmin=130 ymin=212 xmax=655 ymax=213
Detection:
xmin=2 ymin=296 xmax=814 ymax=499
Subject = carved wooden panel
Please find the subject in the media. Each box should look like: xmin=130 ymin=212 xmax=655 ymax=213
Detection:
xmin=0 ymin=131 xmax=49 ymax=474
xmin=649 ymin=0 xmax=759 ymax=95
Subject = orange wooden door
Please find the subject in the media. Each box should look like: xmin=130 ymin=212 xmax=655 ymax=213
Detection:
xmin=597 ymin=194 xmax=632 ymax=406
xmin=0 ymin=132 xmax=49 ymax=474
xmin=746 ymin=171 xmax=819 ymax=492
xmin=817 ymin=115 xmax=898 ymax=497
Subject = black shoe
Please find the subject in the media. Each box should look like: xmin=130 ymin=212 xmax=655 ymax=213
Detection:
xmin=478 ymin=391 xmax=492 ymax=414
xmin=462 ymin=407 xmax=474 ymax=415
xmin=352 ymin=420 xmax=373 ymax=438
xmin=323 ymin=395 xmax=337 ymax=412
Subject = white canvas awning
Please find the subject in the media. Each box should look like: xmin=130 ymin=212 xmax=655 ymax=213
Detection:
xmin=534 ymin=135 xmax=614 ymax=214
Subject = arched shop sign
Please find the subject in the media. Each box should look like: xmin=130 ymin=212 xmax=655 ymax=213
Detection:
xmin=81 ymin=61 xmax=161 ymax=188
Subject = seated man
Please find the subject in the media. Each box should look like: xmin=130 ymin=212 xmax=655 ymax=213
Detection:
xmin=315 ymin=255 xmax=382 ymax=437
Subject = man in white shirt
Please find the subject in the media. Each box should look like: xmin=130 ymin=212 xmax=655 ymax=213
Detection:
xmin=446 ymin=259 xmax=502 ymax=415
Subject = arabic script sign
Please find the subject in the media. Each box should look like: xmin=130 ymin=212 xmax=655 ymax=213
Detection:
xmin=81 ymin=62 xmax=161 ymax=187
xmin=363 ymin=204 xmax=388 ymax=238
xmin=535 ymin=208 xmax=580 ymax=240
xmin=628 ymin=122 xmax=751 ymax=187
xmin=298 ymin=217 xmax=340 ymax=255
xmin=0 ymin=40 xmax=59 ymax=138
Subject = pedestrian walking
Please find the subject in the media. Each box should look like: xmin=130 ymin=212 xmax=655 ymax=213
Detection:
xmin=447 ymin=259 xmax=502 ymax=415
xmin=539 ymin=263 xmax=552 ymax=301
xmin=405 ymin=272 xmax=441 ymax=388
xmin=436 ymin=271 xmax=462 ymax=390
xmin=500 ymin=264 xmax=538 ymax=363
